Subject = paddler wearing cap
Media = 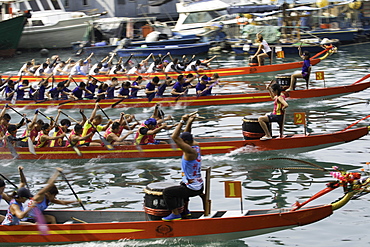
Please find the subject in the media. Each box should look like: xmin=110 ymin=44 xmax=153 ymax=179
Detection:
xmin=134 ymin=117 xmax=168 ymax=145
xmin=196 ymin=75 xmax=213 ymax=96
xmin=162 ymin=113 xmax=203 ymax=221
xmin=0 ymin=166 xmax=28 ymax=223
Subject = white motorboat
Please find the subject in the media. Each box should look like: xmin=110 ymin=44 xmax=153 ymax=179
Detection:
xmin=12 ymin=0 xmax=103 ymax=49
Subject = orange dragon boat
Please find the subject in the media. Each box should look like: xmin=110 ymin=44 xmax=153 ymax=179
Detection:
xmin=0 ymin=166 xmax=368 ymax=245
xmin=1 ymin=126 xmax=368 ymax=160
xmin=1 ymin=46 xmax=335 ymax=83
xmin=2 ymin=72 xmax=368 ymax=110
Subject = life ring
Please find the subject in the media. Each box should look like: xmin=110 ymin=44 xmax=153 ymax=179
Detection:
xmin=236 ymin=16 xmax=248 ymax=25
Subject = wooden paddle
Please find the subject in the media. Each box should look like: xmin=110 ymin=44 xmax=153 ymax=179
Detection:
xmin=267 ymin=157 xmax=327 ymax=171
xmin=59 ymin=111 xmax=79 ymax=123
xmin=5 ymin=104 xmax=35 ymax=155
xmin=38 ymin=110 xmax=82 ymax=156
xmin=0 ymin=173 xmax=18 ymax=188
xmin=123 ymin=114 xmax=142 ymax=151
xmin=157 ymin=105 xmax=176 ymax=150
xmin=59 ymin=171 xmax=86 ymax=210
xmin=111 ymin=98 xmax=125 ymax=108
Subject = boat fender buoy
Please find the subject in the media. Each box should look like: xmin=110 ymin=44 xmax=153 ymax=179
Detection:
xmin=40 ymin=49 xmax=49 ymax=57
xmin=236 ymin=16 xmax=248 ymax=25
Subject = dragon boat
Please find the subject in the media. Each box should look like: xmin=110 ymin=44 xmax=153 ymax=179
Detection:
xmin=2 ymin=72 xmax=369 ymax=110
xmin=0 ymin=166 xmax=368 ymax=245
xmin=1 ymin=47 xmax=335 ymax=83
xmin=1 ymin=126 xmax=368 ymax=160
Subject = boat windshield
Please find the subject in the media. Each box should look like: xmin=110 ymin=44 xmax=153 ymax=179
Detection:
xmin=183 ymin=10 xmax=228 ymax=24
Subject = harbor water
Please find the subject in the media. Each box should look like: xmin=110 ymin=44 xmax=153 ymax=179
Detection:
xmin=0 ymin=43 xmax=369 ymax=247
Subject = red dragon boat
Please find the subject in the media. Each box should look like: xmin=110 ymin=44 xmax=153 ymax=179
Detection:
xmin=2 ymin=73 xmax=369 ymax=110
xmin=1 ymin=47 xmax=335 ymax=83
xmin=1 ymin=126 xmax=368 ymax=160
xmin=0 ymin=167 xmax=367 ymax=245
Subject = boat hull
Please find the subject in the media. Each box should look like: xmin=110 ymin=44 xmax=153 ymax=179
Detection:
xmin=0 ymin=127 xmax=367 ymax=160
xmin=3 ymin=79 xmax=369 ymax=109
xmin=18 ymin=16 xmax=95 ymax=49
xmin=0 ymin=15 xmax=27 ymax=57
xmin=0 ymin=53 xmax=327 ymax=83
xmin=0 ymin=205 xmax=333 ymax=245
xmin=115 ymin=42 xmax=211 ymax=57
xmin=77 ymin=37 xmax=201 ymax=56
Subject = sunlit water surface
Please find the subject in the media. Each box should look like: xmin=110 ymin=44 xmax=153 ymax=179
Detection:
xmin=0 ymin=43 xmax=369 ymax=247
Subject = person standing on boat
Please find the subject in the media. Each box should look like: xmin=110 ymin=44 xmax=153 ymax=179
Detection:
xmin=252 ymin=32 xmax=272 ymax=66
xmin=286 ymin=49 xmax=311 ymax=91
xmin=162 ymin=113 xmax=203 ymax=221
xmin=258 ymin=82 xmax=288 ymax=140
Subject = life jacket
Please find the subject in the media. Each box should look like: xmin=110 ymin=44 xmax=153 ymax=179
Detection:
xmin=36 ymin=132 xmax=50 ymax=148
xmin=50 ymin=128 xmax=64 ymax=147
xmin=135 ymin=123 xmax=156 ymax=145
xmin=65 ymin=129 xmax=80 ymax=147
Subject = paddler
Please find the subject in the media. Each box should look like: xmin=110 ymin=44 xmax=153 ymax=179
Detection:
xmin=80 ymin=103 xmax=112 ymax=146
xmin=162 ymin=113 xmax=203 ymax=221
xmin=1 ymin=166 xmax=34 ymax=225
xmin=22 ymin=168 xmax=78 ymax=224
xmin=134 ymin=117 xmax=168 ymax=145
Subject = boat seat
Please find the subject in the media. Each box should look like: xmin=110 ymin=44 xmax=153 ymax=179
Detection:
xmin=221 ymin=211 xmax=248 ymax=218
xmin=198 ymin=211 xmax=219 ymax=219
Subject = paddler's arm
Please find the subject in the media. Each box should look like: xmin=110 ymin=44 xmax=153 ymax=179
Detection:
xmin=18 ymin=166 xmax=27 ymax=189
xmin=171 ymin=114 xmax=197 ymax=156
xmin=89 ymin=103 xmax=99 ymax=122
xmin=33 ymin=168 xmax=63 ymax=203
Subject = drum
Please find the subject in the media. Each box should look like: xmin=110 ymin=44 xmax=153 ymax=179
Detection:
xmin=275 ymin=74 xmax=291 ymax=90
xmin=242 ymin=116 xmax=271 ymax=140
xmin=249 ymin=56 xmax=259 ymax=66
xmin=144 ymin=182 xmax=184 ymax=220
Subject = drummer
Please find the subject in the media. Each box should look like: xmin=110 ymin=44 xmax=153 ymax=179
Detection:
xmin=251 ymin=32 xmax=272 ymax=66
xmin=162 ymin=113 xmax=203 ymax=221
xmin=286 ymin=48 xmax=311 ymax=91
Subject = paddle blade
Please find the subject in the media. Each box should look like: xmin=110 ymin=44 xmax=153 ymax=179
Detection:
xmin=28 ymin=138 xmax=36 ymax=155
xmin=100 ymin=136 xmax=115 ymax=150
xmin=6 ymin=139 xmax=19 ymax=159
xmin=32 ymin=207 xmax=49 ymax=235
xmin=111 ymin=99 xmax=124 ymax=108
xmin=72 ymin=146 xmax=82 ymax=156
xmin=148 ymin=93 xmax=156 ymax=102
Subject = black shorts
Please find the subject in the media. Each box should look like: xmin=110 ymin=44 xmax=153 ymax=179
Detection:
xmin=268 ymin=114 xmax=283 ymax=123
